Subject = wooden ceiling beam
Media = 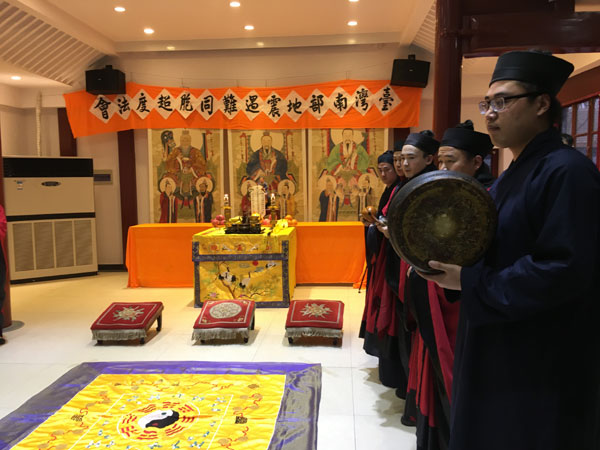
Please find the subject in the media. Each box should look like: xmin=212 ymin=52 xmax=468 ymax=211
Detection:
xmin=462 ymin=12 xmax=600 ymax=57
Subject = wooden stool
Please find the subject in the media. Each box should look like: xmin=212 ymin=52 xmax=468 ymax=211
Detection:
xmin=285 ymin=299 xmax=344 ymax=346
xmin=192 ymin=299 xmax=256 ymax=344
xmin=91 ymin=302 xmax=163 ymax=345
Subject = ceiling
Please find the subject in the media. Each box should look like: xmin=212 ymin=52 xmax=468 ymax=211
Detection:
xmin=0 ymin=0 xmax=599 ymax=91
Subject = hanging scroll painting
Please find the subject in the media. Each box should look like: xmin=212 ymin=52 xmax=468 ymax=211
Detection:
xmin=228 ymin=129 xmax=307 ymax=221
xmin=308 ymin=128 xmax=388 ymax=222
xmin=149 ymin=128 xmax=224 ymax=223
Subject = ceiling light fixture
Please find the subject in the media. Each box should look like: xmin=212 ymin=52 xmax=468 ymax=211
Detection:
xmin=144 ymin=27 xmax=155 ymax=35
xmin=166 ymin=46 xmax=176 ymax=51
xmin=347 ymin=20 xmax=358 ymax=26
xmin=114 ymin=6 xmax=126 ymax=12
xmin=244 ymin=25 xmax=254 ymax=30
xmin=257 ymin=41 xmax=265 ymax=47
xmin=230 ymin=1 xmax=241 ymax=7
xmin=10 ymin=75 xmax=21 ymax=80
xmin=349 ymin=0 xmax=359 ymax=2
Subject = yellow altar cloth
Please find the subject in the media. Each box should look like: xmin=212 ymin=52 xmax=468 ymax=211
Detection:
xmin=192 ymin=227 xmax=297 ymax=307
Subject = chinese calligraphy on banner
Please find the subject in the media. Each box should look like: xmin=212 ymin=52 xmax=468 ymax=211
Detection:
xmin=63 ymin=80 xmax=421 ymax=138
xmin=228 ymin=129 xmax=307 ymax=220
xmin=149 ymin=128 xmax=223 ymax=223
xmin=308 ymin=128 xmax=388 ymax=222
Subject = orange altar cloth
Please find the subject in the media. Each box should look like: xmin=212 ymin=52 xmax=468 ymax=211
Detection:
xmin=126 ymin=222 xmax=365 ymax=287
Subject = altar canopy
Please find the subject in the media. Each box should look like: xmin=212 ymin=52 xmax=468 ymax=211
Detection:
xmin=63 ymin=80 xmax=422 ymax=137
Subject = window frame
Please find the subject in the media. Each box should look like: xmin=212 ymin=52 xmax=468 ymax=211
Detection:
xmin=562 ymin=95 xmax=600 ymax=170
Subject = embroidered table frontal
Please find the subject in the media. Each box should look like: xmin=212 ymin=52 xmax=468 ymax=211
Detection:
xmin=192 ymin=227 xmax=297 ymax=307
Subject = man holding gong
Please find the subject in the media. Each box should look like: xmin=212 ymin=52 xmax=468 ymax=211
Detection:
xmin=420 ymin=51 xmax=600 ymax=450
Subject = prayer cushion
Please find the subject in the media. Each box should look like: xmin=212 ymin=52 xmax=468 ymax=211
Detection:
xmin=193 ymin=299 xmax=255 ymax=329
xmin=192 ymin=299 xmax=256 ymax=343
xmin=91 ymin=301 xmax=163 ymax=343
xmin=285 ymin=299 xmax=344 ymax=330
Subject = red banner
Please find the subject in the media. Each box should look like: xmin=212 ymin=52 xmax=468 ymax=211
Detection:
xmin=63 ymin=80 xmax=421 ymax=138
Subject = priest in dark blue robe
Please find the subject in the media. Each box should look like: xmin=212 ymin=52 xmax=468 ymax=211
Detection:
xmin=420 ymin=50 xmax=600 ymax=450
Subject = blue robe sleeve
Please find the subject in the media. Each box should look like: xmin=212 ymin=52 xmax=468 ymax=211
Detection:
xmin=460 ymin=154 xmax=600 ymax=325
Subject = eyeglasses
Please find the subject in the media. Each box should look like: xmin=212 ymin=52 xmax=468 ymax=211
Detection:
xmin=478 ymin=92 xmax=541 ymax=115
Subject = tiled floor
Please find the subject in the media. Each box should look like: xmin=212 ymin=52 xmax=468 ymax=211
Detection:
xmin=0 ymin=272 xmax=417 ymax=449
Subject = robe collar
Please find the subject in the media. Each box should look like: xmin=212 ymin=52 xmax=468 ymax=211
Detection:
xmin=492 ymin=128 xmax=562 ymax=210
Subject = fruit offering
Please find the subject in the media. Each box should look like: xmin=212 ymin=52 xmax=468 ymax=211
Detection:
xmin=282 ymin=215 xmax=298 ymax=227
xmin=211 ymin=214 xmax=226 ymax=227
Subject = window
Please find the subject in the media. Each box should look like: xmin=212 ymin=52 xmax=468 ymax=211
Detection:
xmin=562 ymin=96 xmax=599 ymax=168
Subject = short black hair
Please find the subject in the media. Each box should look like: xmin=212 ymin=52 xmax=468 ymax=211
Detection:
xmin=516 ymin=81 xmax=562 ymax=127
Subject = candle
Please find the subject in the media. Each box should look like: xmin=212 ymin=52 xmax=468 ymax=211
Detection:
xmin=271 ymin=193 xmax=276 ymax=203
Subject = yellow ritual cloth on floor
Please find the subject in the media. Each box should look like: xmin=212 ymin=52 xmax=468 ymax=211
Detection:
xmin=12 ymin=373 xmax=286 ymax=450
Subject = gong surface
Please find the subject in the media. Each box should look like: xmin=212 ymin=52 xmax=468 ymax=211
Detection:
xmin=387 ymin=170 xmax=497 ymax=274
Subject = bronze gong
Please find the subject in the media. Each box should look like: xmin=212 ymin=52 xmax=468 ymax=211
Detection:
xmin=387 ymin=170 xmax=497 ymax=274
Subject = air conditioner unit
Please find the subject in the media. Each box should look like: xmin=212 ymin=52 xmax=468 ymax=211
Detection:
xmin=3 ymin=157 xmax=98 ymax=282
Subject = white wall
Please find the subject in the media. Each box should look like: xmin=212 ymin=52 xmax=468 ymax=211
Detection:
xmin=77 ymin=133 xmax=123 ymax=265
xmin=0 ymin=106 xmax=28 ymax=155
xmin=0 ymin=106 xmax=59 ymax=157
xmin=113 ymin=43 xmax=412 ymax=89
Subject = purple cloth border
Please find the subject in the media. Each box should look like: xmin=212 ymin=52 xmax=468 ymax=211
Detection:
xmin=0 ymin=361 xmax=321 ymax=450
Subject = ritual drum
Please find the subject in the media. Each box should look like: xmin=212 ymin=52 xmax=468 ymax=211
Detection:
xmin=387 ymin=170 xmax=497 ymax=274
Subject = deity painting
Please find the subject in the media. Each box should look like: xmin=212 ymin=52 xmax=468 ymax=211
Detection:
xmin=229 ymin=129 xmax=306 ymax=220
xmin=308 ymin=128 xmax=388 ymax=222
xmin=150 ymin=128 xmax=223 ymax=223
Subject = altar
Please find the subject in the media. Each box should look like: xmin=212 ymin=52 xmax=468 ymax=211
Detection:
xmin=192 ymin=227 xmax=297 ymax=307
xmin=126 ymin=222 xmax=365 ymax=288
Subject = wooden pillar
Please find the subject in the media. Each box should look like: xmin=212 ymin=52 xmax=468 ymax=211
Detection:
xmin=57 ymin=108 xmax=77 ymax=157
xmin=117 ymin=130 xmax=138 ymax=262
xmin=393 ymin=128 xmax=410 ymax=149
xmin=433 ymin=0 xmax=463 ymax=140
xmin=0 ymin=123 xmax=12 ymax=327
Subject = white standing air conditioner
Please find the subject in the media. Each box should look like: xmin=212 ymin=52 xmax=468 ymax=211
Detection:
xmin=3 ymin=157 xmax=98 ymax=282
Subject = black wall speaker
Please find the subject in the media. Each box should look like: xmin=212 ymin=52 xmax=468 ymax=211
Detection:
xmin=85 ymin=65 xmax=126 ymax=95
xmin=391 ymin=55 xmax=430 ymax=88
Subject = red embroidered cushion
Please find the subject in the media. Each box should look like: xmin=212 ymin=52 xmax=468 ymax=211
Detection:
xmin=194 ymin=300 xmax=255 ymax=329
xmin=91 ymin=302 xmax=163 ymax=330
xmin=285 ymin=300 xmax=344 ymax=329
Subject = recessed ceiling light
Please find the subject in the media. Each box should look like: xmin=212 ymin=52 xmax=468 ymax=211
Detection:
xmin=166 ymin=46 xmax=176 ymax=51
xmin=230 ymin=1 xmax=241 ymax=7
xmin=244 ymin=25 xmax=254 ymax=30
xmin=10 ymin=75 xmax=21 ymax=80
xmin=348 ymin=39 xmax=356 ymax=44
xmin=114 ymin=6 xmax=126 ymax=12
xmin=349 ymin=0 xmax=359 ymax=2
xmin=144 ymin=27 xmax=155 ymax=35
xmin=347 ymin=20 xmax=358 ymax=26
xmin=257 ymin=41 xmax=265 ymax=47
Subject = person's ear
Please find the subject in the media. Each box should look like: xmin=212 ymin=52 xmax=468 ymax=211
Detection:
xmin=536 ymin=93 xmax=551 ymax=117
xmin=473 ymin=155 xmax=483 ymax=171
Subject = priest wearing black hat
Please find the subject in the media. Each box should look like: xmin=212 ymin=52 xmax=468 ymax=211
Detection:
xmin=420 ymin=51 xmax=600 ymax=450
xmin=380 ymin=131 xmax=441 ymax=426
xmin=403 ymin=121 xmax=497 ymax=450
xmin=399 ymin=130 xmax=439 ymax=180
xmin=360 ymin=149 xmax=402 ymax=372
xmin=438 ymin=120 xmax=495 ymax=188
